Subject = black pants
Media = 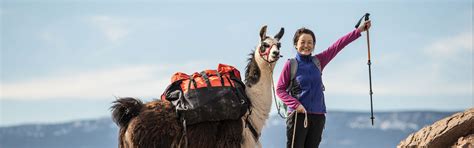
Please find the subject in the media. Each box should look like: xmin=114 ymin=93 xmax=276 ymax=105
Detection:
xmin=286 ymin=112 xmax=326 ymax=148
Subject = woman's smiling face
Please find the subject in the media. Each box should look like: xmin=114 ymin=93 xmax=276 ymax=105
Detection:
xmin=295 ymin=33 xmax=314 ymax=55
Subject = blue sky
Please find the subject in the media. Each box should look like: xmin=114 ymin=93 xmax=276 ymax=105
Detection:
xmin=1 ymin=0 xmax=472 ymax=126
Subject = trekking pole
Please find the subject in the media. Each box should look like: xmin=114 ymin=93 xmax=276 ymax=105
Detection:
xmin=355 ymin=13 xmax=375 ymax=126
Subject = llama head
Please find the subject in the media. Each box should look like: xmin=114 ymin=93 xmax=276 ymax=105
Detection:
xmin=256 ymin=25 xmax=284 ymax=64
xmin=245 ymin=25 xmax=284 ymax=87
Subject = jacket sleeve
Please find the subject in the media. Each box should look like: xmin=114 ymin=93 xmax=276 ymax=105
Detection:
xmin=316 ymin=28 xmax=362 ymax=71
xmin=276 ymin=60 xmax=301 ymax=110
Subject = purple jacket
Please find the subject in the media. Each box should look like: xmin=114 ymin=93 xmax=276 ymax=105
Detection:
xmin=276 ymin=28 xmax=362 ymax=114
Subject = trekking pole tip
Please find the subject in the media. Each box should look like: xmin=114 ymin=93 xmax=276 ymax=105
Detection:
xmin=370 ymin=117 xmax=375 ymax=126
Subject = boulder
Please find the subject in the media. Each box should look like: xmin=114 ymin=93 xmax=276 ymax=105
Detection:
xmin=398 ymin=108 xmax=473 ymax=148
xmin=451 ymin=134 xmax=474 ymax=148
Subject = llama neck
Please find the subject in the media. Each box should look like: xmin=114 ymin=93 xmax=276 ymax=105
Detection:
xmin=245 ymin=57 xmax=275 ymax=134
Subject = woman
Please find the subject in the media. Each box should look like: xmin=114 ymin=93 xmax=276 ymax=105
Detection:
xmin=276 ymin=20 xmax=372 ymax=148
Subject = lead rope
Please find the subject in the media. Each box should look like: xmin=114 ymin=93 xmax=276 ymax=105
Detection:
xmin=267 ymin=60 xmax=288 ymax=119
xmin=268 ymin=63 xmax=282 ymax=119
xmin=269 ymin=61 xmax=285 ymax=119
xmin=268 ymin=63 xmax=307 ymax=148
xmin=290 ymin=111 xmax=308 ymax=148
xmin=291 ymin=111 xmax=297 ymax=148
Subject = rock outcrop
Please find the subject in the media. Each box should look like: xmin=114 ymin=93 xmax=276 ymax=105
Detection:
xmin=398 ymin=108 xmax=474 ymax=148
xmin=452 ymin=134 xmax=474 ymax=148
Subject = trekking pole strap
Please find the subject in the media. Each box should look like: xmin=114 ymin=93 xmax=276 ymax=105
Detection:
xmin=355 ymin=13 xmax=370 ymax=28
xmin=304 ymin=111 xmax=308 ymax=128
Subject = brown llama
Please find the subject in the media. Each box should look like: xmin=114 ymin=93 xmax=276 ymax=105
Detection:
xmin=111 ymin=25 xmax=284 ymax=148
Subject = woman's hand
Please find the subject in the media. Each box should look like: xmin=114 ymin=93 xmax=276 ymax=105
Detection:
xmin=358 ymin=20 xmax=372 ymax=32
xmin=296 ymin=105 xmax=306 ymax=113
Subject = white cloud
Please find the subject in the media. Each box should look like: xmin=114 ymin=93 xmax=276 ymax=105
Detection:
xmin=1 ymin=65 xmax=161 ymax=100
xmin=423 ymin=32 xmax=472 ymax=58
xmin=88 ymin=16 xmax=130 ymax=43
xmin=1 ymin=61 xmax=216 ymax=100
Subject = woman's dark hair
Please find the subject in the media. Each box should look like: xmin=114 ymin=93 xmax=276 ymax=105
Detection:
xmin=293 ymin=27 xmax=316 ymax=46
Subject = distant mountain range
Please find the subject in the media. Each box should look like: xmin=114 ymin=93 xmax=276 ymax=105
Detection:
xmin=0 ymin=111 xmax=454 ymax=148
xmin=260 ymin=111 xmax=454 ymax=148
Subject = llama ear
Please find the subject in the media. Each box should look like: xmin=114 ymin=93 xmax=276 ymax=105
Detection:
xmin=259 ymin=25 xmax=268 ymax=41
xmin=274 ymin=27 xmax=284 ymax=41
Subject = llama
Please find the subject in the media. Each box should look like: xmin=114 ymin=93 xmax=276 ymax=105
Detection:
xmin=111 ymin=25 xmax=284 ymax=148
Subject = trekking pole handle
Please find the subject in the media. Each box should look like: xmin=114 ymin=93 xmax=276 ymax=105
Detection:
xmin=355 ymin=13 xmax=370 ymax=28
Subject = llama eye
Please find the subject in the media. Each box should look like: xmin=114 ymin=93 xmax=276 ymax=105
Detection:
xmin=260 ymin=46 xmax=266 ymax=52
xmin=276 ymin=43 xmax=281 ymax=48
xmin=262 ymin=43 xmax=270 ymax=48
